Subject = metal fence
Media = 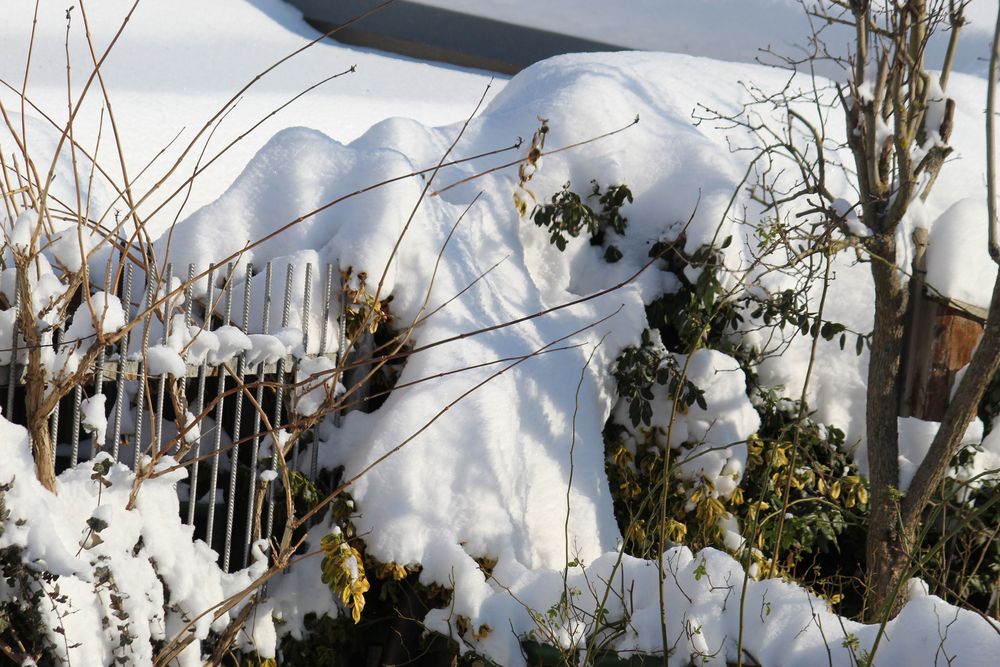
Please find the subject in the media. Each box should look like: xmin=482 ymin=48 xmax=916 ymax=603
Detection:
xmin=1 ymin=260 xmax=345 ymax=572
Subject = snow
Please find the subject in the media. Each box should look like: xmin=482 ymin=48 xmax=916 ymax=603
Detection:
xmin=0 ymin=0 xmax=501 ymax=233
xmin=50 ymin=224 xmax=102 ymax=273
xmin=207 ymin=326 xmax=253 ymax=366
xmin=144 ymin=344 xmax=187 ymax=377
xmin=0 ymin=418 xmax=274 ymax=665
xmin=895 ymin=416 xmax=984 ymax=492
xmin=268 ymin=525 xmax=340 ymax=639
xmin=159 ymin=43 xmax=999 ymax=663
xmin=423 ymin=546 xmax=1000 ymax=666
xmin=293 ymin=356 xmax=340 ymax=417
xmin=926 ymin=197 xmax=1000 ymax=311
xmin=2 ymin=0 xmax=1000 ymax=663
xmin=245 ymin=333 xmax=291 ymax=366
xmin=53 ymin=292 xmax=127 ymax=385
xmin=179 ymin=410 xmax=201 ymax=446
xmin=79 ymin=394 xmax=108 ymax=445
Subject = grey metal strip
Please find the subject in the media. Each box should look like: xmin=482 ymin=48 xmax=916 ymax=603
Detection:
xmin=205 ymin=264 xmax=235 ymax=551
xmin=223 ymin=264 xmax=254 ymax=571
xmin=286 ymin=0 xmax=625 ymax=75
xmin=243 ymin=263 xmax=272 ymax=567
xmin=265 ymin=264 xmax=294 ymax=541
xmin=110 ymin=263 xmax=135 ymax=462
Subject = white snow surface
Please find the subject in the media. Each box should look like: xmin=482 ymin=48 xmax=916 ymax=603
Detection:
xmin=1 ymin=0 xmax=999 ymax=662
xmin=79 ymin=393 xmax=109 ymax=444
xmin=424 ymin=547 xmax=1000 ymax=666
xmin=162 ymin=48 xmax=1000 ymax=664
xmin=0 ymin=0 xmax=500 ymax=233
xmin=0 ymin=417 xmax=273 ymax=666
xmin=926 ymin=197 xmax=1000 ymax=310
xmin=895 ymin=416 xmax=985 ymax=492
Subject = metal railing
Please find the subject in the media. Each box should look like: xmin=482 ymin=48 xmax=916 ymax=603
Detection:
xmin=1 ymin=260 xmax=344 ymax=572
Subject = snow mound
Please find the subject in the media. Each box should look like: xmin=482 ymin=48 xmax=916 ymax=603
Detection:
xmin=167 ymin=52 xmax=792 ymax=589
xmin=424 ymin=546 xmax=1000 ymax=666
xmin=0 ymin=416 xmax=274 ymax=666
xmin=926 ymin=197 xmax=999 ymax=310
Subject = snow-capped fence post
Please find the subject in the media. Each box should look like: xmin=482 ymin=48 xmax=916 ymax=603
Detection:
xmin=900 ymin=228 xmax=986 ymax=421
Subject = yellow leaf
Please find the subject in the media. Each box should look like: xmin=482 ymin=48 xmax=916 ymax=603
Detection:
xmin=320 ymin=531 xmax=370 ymax=624
xmin=856 ymin=485 xmax=869 ymax=505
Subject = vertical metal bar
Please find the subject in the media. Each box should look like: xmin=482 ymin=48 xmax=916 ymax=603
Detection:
xmin=86 ymin=273 xmax=111 ymax=463
xmin=205 ymin=265 xmax=234 ymax=553
xmin=153 ymin=265 xmax=172 ymax=458
xmin=95 ymin=269 xmax=111 ymax=399
xmin=186 ymin=265 xmax=213 ymax=527
xmin=132 ymin=273 xmax=155 ymax=470
xmin=265 ymin=264 xmax=294 ymax=540
xmin=70 ymin=384 xmax=82 ymax=467
xmin=335 ymin=269 xmax=348 ymax=430
xmin=223 ymin=265 xmax=253 ymax=571
xmin=302 ymin=263 xmax=313 ymax=355
xmin=110 ymin=263 xmax=135 ymax=461
xmin=244 ymin=263 xmax=272 ymax=566
xmin=301 ymin=264 xmax=313 ymax=477
xmin=319 ymin=263 xmax=333 ymax=357
xmin=262 ymin=263 xmax=273 ymax=337
xmin=308 ymin=263 xmax=334 ymax=484
xmin=175 ymin=264 xmax=194 ymax=458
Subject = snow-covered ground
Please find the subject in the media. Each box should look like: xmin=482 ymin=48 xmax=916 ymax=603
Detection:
xmin=2 ymin=1 xmax=1000 ymax=665
xmin=0 ymin=0 xmax=501 ymax=234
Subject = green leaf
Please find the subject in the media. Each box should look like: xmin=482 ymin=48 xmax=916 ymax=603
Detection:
xmin=87 ymin=516 xmax=109 ymax=533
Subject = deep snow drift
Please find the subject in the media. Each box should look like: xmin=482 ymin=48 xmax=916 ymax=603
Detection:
xmin=156 ymin=50 xmax=1000 ymax=664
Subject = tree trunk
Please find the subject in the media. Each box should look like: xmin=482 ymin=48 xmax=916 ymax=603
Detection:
xmin=16 ymin=258 xmax=57 ymax=493
xmin=863 ymin=235 xmax=909 ymax=620
xmin=24 ymin=333 xmax=56 ymax=493
xmin=865 ymin=517 xmax=917 ymax=622
xmin=865 ymin=244 xmax=1000 ymax=621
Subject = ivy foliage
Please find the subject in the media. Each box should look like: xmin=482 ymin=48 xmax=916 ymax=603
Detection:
xmin=530 ymin=180 xmax=633 ymax=260
xmin=605 ymin=233 xmax=873 ymax=613
xmin=645 ymin=236 xmax=741 ymax=354
xmin=613 ymin=329 xmax=706 ymax=428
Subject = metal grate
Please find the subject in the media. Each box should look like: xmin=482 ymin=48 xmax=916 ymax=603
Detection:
xmin=1 ymin=260 xmax=344 ymax=572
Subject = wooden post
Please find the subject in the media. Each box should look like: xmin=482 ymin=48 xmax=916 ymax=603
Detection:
xmin=900 ymin=228 xmax=986 ymax=421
